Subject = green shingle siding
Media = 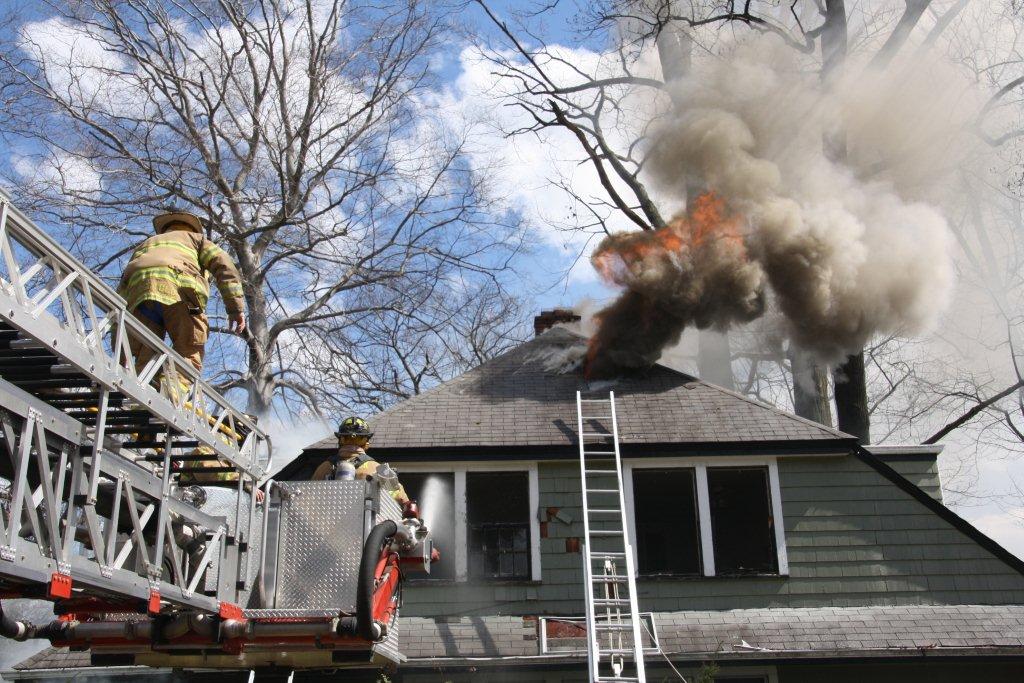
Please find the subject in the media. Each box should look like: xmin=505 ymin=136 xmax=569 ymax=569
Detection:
xmin=399 ymin=455 xmax=1024 ymax=618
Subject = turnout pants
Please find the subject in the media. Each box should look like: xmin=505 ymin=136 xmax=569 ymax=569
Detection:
xmin=129 ymin=299 xmax=209 ymax=373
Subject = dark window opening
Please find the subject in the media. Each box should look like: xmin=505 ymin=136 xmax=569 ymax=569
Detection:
xmin=708 ymin=467 xmax=778 ymax=575
xmin=399 ymin=472 xmax=456 ymax=581
xmin=632 ymin=469 xmax=701 ymax=576
xmin=467 ymin=471 xmax=531 ymax=580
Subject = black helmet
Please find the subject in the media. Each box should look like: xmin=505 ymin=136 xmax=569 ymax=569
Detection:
xmin=336 ymin=416 xmax=373 ymax=438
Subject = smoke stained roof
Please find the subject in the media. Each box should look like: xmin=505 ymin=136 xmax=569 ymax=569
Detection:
xmin=281 ymin=328 xmax=851 ymax=476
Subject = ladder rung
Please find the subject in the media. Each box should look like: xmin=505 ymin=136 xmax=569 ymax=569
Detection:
xmin=594 ymin=623 xmax=635 ymax=631
xmin=593 ymin=598 xmax=631 ymax=606
xmin=588 ymin=509 xmax=621 ymax=515
xmin=581 ymin=415 xmax=613 ymax=419
xmin=585 ymin=469 xmax=617 ymax=475
xmin=596 ymin=678 xmax=639 ymax=682
xmin=584 ymin=450 xmax=616 ymax=455
xmin=586 ymin=489 xmax=620 ymax=494
xmin=592 ymin=574 xmax=630 ymax=582
xmin=589 ymin=529 xmax=623 ymax=536
xmin=598 ymin=647 xmax=640 ymax=655
xmin=590 ymin=552 xmax=626 ymax=558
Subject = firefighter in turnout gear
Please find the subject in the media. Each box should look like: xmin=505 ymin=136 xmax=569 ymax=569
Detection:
xmin=118 ymin=211 xmax=246 ymax=372
xmin=120 ymin=211 xmax=255 ymax=497
xmin=313 ymin=417 xmax=419 ymax=518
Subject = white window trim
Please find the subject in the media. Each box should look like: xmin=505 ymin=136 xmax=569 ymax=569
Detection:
xmin=623 ymin=456 xmax=789 ymax=578
xmin=390 ymin=460 xmax=541 ymax=582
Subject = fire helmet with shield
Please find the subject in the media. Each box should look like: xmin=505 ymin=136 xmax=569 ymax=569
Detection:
xmin=336 ymin=416 xmax=373 ymax=439
xmin=153 ymin=211 xmax=204 ymax=235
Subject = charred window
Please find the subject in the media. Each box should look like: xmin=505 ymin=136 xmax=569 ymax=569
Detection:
xmin=467 ymin=471 xmax=531 ymax=580
xmin=708 ymin=467 xmax=778 ymax=575
xmin=399 ymin=472 xmax=456 ymax=581
xmin=632 ymin=469 xmax=701 ymax=576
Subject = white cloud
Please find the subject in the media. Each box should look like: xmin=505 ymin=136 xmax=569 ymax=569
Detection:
xmin=425 ymin=44 xmax=676 ymax=283
xmin=963 ymin=508 xmax=1024 ymax=560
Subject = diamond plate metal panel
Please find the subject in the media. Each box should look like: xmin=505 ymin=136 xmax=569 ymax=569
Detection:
xmin=273 ymin=480 xmax=371 ymax=611
xmin=377 ymin=489 xmax=403 ymax=526
xmin=196 ymin=487 xmax=261 ymax=602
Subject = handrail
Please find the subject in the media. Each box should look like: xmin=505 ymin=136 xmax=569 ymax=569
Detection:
xmin=0 ymin=192 xmax=270 ymax=479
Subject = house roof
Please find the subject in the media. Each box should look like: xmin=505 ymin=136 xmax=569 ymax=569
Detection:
xmin=396 ymin=605 xmax=1024 ymax=663
xmin=279 ymin=327 xmax=851 ymax=477
xmin=11 ymin=605 xmax=1024 ymax=677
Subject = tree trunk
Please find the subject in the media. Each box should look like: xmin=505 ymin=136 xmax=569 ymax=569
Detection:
xmin=244 ymin=284 xmax=275 ymax=416
xmin=658 ymin=24 xmax=737 ymax=391
xmin=833 ymin=352 xmax=869 ymax=441
xmin=789 ymin=346 xmax=833 ymax=426
xmin=820 ymin=0 xmax=871 ymax=441
xmin=232 ymin=241 xmax=275 ymax=416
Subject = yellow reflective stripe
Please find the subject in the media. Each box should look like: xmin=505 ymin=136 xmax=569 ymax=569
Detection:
xmin=221 ymin=283 xmax=243 ymax=296
xmin=198 ymin=244 xmax=224 ymax=267
xmin=126 ymin=267 xmax=208 ymax=291
xmin=132 ymin=240 xmax=199 ymax=261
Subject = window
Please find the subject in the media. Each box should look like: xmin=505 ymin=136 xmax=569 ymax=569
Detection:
xmin=467 ymin=471 xmax=531 ymax=580
xmin=399 ymin=472 xmax=456 ymax=581
xmin=708 ymin=467 xmax=778 ymax=575
xmin=632 ymin=469 xmax=701 ymax=576
xmin=625 ymin=458 xmax=788 ymax=577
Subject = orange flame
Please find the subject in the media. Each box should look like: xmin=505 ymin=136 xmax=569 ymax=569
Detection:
xmin=590 ymin=192 xmax=744 ymax=287
xmin=585 ymin=191 xmax=746 ymax=378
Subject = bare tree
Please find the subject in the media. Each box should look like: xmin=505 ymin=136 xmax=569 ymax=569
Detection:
xmin=0 ymin=0 xmax=525 ymax=416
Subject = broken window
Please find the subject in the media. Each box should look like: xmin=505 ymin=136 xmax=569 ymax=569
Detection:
xmin=708 ymin=467 xmax=778 ymax=575
xmin=399 ymin=472 xmax=456 ymax=581
xmin=466 ymin=471 xmax=531 ymax=580
xmin=632 ymin=468 xmax=701 ymax=576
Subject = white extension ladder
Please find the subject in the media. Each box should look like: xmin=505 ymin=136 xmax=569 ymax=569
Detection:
xmin=576 ymin=391 xmax=646 ymax=683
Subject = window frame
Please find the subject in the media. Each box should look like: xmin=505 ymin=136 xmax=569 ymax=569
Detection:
xmin=623 ymin=456 xmax=789 ymax=577
xmin=388 ymin=460 xmax=541 ymax=582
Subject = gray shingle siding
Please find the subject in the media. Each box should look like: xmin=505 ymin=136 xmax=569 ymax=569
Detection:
xmin=399 ymin=455 xmax=1024 ymax=618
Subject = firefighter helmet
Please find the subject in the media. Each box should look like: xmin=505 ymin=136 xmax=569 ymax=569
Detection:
xmin=153 ymin=211 xmax=204 ymax=234
xmin=336 ymin=416 xmax=373 ymax=438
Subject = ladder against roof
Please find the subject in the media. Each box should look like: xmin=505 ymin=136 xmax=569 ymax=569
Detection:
xmin=0 ymin=192 xmax=270 ymax=616
xmin=576 ymin=391 xmax=646 ymax=683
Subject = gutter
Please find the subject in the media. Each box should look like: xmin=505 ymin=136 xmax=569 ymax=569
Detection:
xmin=396 ymin=646 xmax=1024 ymax=670
xmin=1 ymin=666 xmax=168 ymax=680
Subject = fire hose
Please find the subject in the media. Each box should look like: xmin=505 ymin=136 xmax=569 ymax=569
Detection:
xmin=356 ymin=519 xmax=399 ymax=640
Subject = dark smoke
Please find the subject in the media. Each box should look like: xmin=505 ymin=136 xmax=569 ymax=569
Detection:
xmin=586 ymin=194 xmax=764 ymax=378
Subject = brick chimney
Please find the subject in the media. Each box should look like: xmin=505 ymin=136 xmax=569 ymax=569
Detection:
xmin=534 ymin=309 xmax=581 ymax=337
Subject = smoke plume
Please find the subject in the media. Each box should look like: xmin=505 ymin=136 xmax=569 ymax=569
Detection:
xmin=587 ymin=36 xmax=961 ymax=376
xmin=587 ymin=193 xmax=764 ymax=377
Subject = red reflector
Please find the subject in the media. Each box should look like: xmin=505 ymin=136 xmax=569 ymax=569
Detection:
xmin=148 ymin=590 xmax=161 ymax=615
xmin=47 ymin=573 xmax=72 ymax=599
xmin=219 ymin=602 xmax=244 ymax=620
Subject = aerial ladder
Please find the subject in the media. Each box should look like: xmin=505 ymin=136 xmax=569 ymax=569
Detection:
xmin=0 ymin=193 xmax=435 ymax=671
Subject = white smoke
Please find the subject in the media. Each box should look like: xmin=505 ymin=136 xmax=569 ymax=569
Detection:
xmin=643 ymin=35 xmax=963 ymax=363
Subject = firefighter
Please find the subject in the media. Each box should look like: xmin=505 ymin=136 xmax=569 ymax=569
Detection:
xmin=120 ymin=211 xmax=259 ymax=500
xmin=313 ymin=416 xmax=419 ymax=518
xmin=118 ymin=210 xmax=246 ymax=373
